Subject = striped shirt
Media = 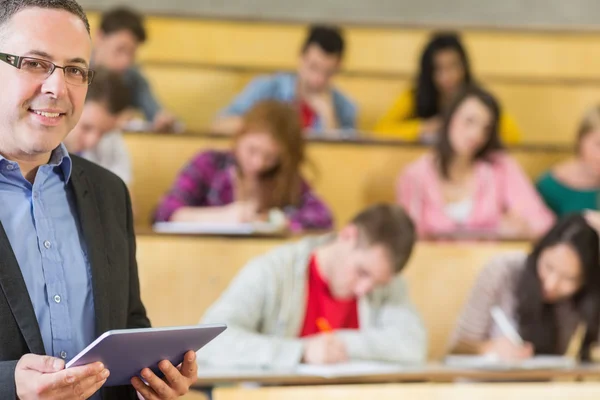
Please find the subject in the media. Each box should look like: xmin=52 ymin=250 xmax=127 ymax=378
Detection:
xmin=154 ymin=150 xmax=334 ymax=231
xmin=449 ymin=252 xmax=580 ymax=355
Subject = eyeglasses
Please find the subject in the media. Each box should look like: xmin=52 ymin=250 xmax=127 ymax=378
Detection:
xmin=0 ymin=52 xmax=95 ymax=86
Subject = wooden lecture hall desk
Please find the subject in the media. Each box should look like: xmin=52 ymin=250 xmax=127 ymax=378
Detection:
xmin=125 ymin=132 xmax=571 ymax=228
xmin=212 ymin=382 xmax=600 ymax=400
xmin=135 ymin=231 xmax=531 ymax=361
xmin=193 ymin=363 xmax=600 ymax=387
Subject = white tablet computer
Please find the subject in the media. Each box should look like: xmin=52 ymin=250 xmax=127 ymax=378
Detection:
xmin=66 ymin=324 xmax=226 ymax=387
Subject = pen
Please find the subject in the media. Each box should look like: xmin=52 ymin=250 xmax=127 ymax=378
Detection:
xmin=491 ymin=306 xmax=524 ymax=346
xmin=316 ymin=317 xmax=333 ymax=333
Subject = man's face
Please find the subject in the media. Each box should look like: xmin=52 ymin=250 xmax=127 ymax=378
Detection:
xmin=94 ymin=30 xmax=139 ymax=74
xmin=328 ymin=226 xmax=395 ymax=299
xmin=0 ymin=8 xmax=91 ymax=159
xmin=297 ymin=44 xmax=341 ymax=94
xmin=64 ymin=101 xmax=118 ymax=154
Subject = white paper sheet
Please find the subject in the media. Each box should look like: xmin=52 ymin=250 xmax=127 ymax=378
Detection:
xmin=444 ymin=354 xmax=576 ymax=370
xmin=295 ymin=361 xmax=407 ymax=378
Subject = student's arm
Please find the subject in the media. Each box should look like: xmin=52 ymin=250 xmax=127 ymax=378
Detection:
xmin=332 ymin=90 xmax=357 ymax=130
xmin=498 ymin=155 xmax=556 ymax=239
xmin=499 ymin=112 xmax=522 ymax=145
xmin=447 ymin=253 xmax=533 ymax=359
xmin=335 ymin=277 xmax=427 ymax=364
xmin=285 ymin=179 xmax=334 ymax=231
xmin=211 ymin=76 xmax=275 ymax=135
xmin=197 ymin=256 xmax=305 ymax=369
xmin=373 ymin=90 xmax=422 ymax=141
xmin=153 ymin=152 xmax=217 ymax=222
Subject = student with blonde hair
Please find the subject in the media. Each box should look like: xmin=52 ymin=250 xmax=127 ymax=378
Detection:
xmin=155 ymin=100 xmax=333 ymax=231
xmin=537 ymin=106 xmax=600 ymax=217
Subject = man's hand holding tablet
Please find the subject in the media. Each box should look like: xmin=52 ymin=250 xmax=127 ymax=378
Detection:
xmin=15 ymin=354 xmax=109 ymax=399
xmin=131 ymin=350 xmax=198 ymax=399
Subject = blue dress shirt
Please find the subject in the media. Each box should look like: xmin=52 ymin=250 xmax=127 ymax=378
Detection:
xmin=0 ymin=144 xmax=96 ymax=366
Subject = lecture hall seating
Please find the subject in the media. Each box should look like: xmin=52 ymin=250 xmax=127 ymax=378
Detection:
xmin=136 ymin=233 xmax=529 ymax=361
xmin=87 ymin=13 xmax=600 ymax=144
xmin=124 ymin=133 xmax=570 ymax=228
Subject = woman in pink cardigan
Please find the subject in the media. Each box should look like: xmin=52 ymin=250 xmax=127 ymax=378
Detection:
xmin=397 ymin=86 xmax=555 ymax=240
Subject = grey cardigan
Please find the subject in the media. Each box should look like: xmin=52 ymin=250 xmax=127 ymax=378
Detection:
xmin=198 ymin=235 xmax=427 ymax=369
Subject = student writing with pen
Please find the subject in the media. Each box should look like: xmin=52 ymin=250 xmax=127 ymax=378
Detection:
xmin=448 ymin=213 xmax=600 ymax=361
xmin=197 ymin=204 xmax=427 ymax=368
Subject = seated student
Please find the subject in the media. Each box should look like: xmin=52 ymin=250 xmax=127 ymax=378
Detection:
xmin=211 ymin=25 xmax=356 ymax=135
xmin=374 ymin=32 xmax=521 ymax=144
xmin=64 ymin=69 xmax=133 ymax=185
xmin=537 ymin=105 xmax=600 ymax=217
xmin=197 ymin=204 xmax=426 ymax=368
xmin=397 ymin=85 xmax=554 ymax=240
xmin=448 ymin=214 xmax=600 ymax=361
xmin=154 ymin=100 xmax=333 ymax=231
xmin=92 ymin=7 xmax=178 ymax=132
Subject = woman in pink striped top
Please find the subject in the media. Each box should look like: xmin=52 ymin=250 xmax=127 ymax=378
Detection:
xmin=396 ymin=86 xmax=554 ymax=240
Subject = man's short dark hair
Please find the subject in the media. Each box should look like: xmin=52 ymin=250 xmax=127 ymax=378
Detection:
xmin=301 ymin=25 xmax=345 ymax=58
xmin=351 ymin=204 xmax=416 ymax=274
xmin=86 ymin=68 xmax=131 ymax=115
xmin=0 ymin=0 xmax=89 ymax=34
xmin=100 ymin=7 xmax=146 ymax=43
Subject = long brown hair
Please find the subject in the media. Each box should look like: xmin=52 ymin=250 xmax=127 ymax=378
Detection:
xmin=234 ymin=100 xmax=305 ymax=211
xmin=435 ymin=85 xmax=503 ymax=179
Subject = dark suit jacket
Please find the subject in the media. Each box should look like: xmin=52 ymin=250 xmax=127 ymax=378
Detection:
xmin=0 ymin=155 xmax=151 ymax=399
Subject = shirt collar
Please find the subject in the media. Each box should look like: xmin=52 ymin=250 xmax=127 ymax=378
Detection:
xmin=0 ymin=143 xmax=73 ymax=183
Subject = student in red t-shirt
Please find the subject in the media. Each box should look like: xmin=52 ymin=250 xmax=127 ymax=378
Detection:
xmin=199 ymin=204 xmax=426 ymax=368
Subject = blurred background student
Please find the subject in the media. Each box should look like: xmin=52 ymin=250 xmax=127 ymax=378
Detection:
xmin=396 ymin=86 xmax=553 ymax=240
xmin=198 ymin=204 xmax=426 ymax=368
xmin=448 ymin=214 xmax=600 ymax=361
xmin=211 ymin=25 xmax=356 ymax=136
xmin=374 ymin=32 xmax=521 ymax=144
xmin=92 ymin=7 xmax=178 ymax=131
xmin=537 ymin=105 xmax=600 ymax=217
xmin=64 ymin=69 xmax=133 ymax=186
xmin=154 ymin=100 xmax=333 ymax=231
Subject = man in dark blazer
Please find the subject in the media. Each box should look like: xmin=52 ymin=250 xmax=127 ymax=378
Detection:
xmin=0 ymin=1 xmax=197 ymax=398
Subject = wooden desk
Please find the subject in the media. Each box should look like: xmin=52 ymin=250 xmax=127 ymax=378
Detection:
xmin=125 ymin=132 xmax=570 ymax=229
xmin=135 ymin=234 xmax=529 ymax=360
xmin=195 ymin=364 xmax=600 ymax=387
xmin=213 ymin=382 xmax=600 ymax=400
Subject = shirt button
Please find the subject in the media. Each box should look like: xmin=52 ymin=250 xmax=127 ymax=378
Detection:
xmin=43 ymin=240 xmax=51 ymax=249
xmin=33 ymin=191 xmax=39 ymax=199
xmin=53 ymin=295 xmax=61 ymax=304
xmin=60 ymin=351 xmax=67 ymax=359
xmin=6 ymin=164 xmax=14 ymax=171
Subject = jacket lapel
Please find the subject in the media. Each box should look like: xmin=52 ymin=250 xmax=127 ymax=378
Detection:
xmin=0 ymin=222 xmax=45 ymax=354
xmin=70 ymin=161 xmax=111 ymax=337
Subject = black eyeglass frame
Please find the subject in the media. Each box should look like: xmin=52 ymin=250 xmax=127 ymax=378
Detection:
xmin=0 ymin=52 xmax=95 ymax=86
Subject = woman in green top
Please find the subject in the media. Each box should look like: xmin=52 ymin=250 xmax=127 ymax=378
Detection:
xmin=537 ymin=105 xmax=600 ymax=217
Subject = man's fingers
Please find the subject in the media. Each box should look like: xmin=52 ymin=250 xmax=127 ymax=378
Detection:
xmin=140 ymin=367 xmax=173 ymax=399
xmin=19 ymin=354 xmax=64 ymax=373
xmin=131 ymin=376 xmax=158 ymax=400
xmin=45 ymin=362 xmax=105 ymax=392
xmin=77 ymin=372 xmax=109 ymax=400
xmin=179 ymin=351 xmax=198 ymax=379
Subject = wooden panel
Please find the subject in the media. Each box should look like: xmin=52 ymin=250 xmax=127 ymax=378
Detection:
xmin=214 ymin=383 xmax=600 ymax=400
xmin=88 ymin=13 xmax=600 ymax=80
xmin=141 ymin=65 xmax=598 ymax=144
xmin=125 ymin=134 xmax=570 ymax=228
xmin=136 ymin=235 xmax=527 ymax=360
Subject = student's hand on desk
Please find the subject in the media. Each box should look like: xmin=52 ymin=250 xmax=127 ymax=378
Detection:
xmin=152 ymin=111 xmax=178 ymax=133
xmin=132 ymin=350 xmax=198 ymax=400
xmin=483 ymin=337 xmax=534 ymax=361
xmin=302 ymin=334 xmax=348 ymax=365
xmin=224 ymin=201 xmax=260 ymax=223
xmin=15 ymin=354 xmax=108 ymax=399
